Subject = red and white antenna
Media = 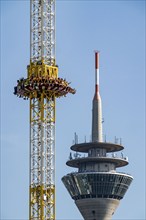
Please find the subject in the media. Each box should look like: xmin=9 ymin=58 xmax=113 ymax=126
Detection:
xmin=92 ymin=51 xmax=103 ymax=142
xmin=95 ymin=50 xmax=99 ymax=94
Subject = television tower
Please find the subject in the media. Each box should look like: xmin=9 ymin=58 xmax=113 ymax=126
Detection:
xmin=14 ymin=1 xmax=75 ymax=219
xmin=62 ymin=51 xmax=133 ymax=220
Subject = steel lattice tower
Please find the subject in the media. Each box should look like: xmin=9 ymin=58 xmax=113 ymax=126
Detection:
xmin=14 ymin=1 xmax=75 ymax=219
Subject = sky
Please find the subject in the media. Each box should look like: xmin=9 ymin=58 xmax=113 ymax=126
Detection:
xmin=0 ymin=0 xmax=145 ymax=220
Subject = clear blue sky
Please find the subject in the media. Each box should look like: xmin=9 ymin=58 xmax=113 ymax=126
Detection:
xmin=1 ymin=0 xmax=145 ymax=219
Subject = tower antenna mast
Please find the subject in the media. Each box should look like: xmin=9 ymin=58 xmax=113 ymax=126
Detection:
xmin=14 ymin=1 xmax=75 ymax=219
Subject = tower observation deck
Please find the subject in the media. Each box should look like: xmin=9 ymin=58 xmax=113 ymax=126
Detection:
xmin=62 ymin=52 xmax=133 ymax=220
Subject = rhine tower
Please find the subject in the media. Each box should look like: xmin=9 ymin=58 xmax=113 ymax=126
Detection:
xmin=62 ymin=51 xmax=133 ymax=220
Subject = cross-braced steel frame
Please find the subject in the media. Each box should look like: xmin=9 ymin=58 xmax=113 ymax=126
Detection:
xmin=14 ymin=1 xmax=75 ymax=219
xmin=30 ymin=1 xmax=56 ymax=219
xmin=30 ymin=94 xmax=55 ymax=220
xmin=30 ymin=0 xmax=55 ymax=65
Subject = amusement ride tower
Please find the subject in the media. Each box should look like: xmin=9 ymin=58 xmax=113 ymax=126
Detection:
xmin=14 ymin=1 xmax=75 ymax=219
xmin=62 ymin=51 xmax=133 ymax=220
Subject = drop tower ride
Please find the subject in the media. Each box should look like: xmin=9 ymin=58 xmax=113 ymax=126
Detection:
xmin=14 ymin=1 xmax=75 ymax=219
xmin=62 ymin=51 xmax=133 ymax=220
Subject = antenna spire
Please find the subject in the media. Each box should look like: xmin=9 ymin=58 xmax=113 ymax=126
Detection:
xmin=92 ymin=51 xmax=103 ymax=142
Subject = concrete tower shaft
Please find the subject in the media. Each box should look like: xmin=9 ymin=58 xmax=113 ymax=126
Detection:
xmin=75 ymin=198 xmax=120 ymax=220
xmin=92 ymin=51 xmax=103 ymax=142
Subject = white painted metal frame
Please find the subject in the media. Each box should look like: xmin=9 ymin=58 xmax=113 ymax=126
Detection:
xmin=30 ymin=96 xmax=55 ymax=219
xmin=30 ymin=1 xmax=56 ymax=218
xmin=30 ymin=0 xmax=55 ymax=65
